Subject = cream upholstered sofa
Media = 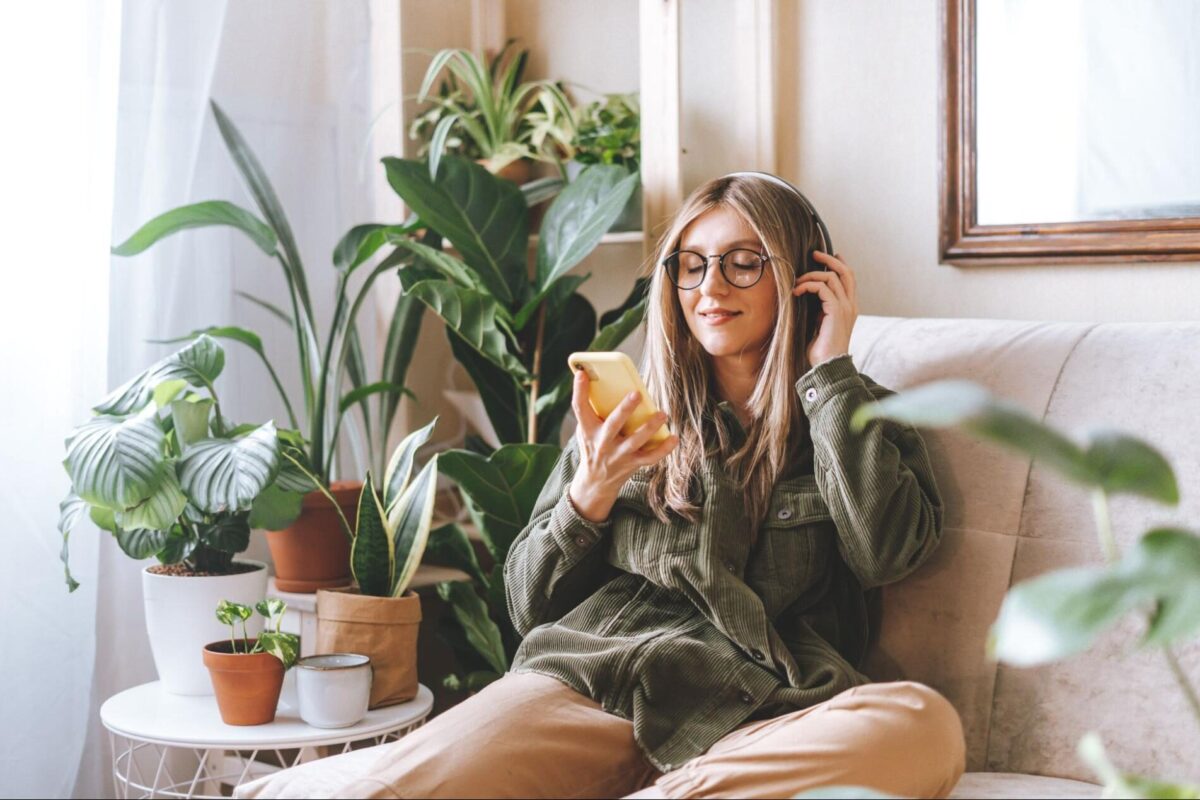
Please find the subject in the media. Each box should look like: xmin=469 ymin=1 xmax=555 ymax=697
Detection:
xmin=852 ymin=314 xmax=1200 ymax=799
xmin=239 ymin=314 xmax=1200 ymax=799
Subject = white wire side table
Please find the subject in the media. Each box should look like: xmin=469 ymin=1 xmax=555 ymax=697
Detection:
xmin=100 ymin=679 xmax=433 ymax=799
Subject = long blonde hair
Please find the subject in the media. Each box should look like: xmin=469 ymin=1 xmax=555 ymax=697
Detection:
xmin=640 ymin=174 xmax=826 ymax=540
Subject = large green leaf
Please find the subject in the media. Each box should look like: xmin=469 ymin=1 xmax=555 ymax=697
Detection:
xmin=850 ymin=380 xmax=1097 ymax=485
xmin=446 ymin=330 xmax=527 ymax=446
xmin=383 ymin=155 xmax=528 ymax=304
xmin=115 ymin=466 xmax=187 ymax=531
xmin=115 ymin=528 xmax=168 ymax=560
xmin=387 ymin=238 xmax=479 ymax=290
xmin=178 ymin=422 xmax=280 ymax=513
xmin=383 ymin=417 xmax=439 ymax=512
xmin=438 ymin=444 xmax=561 ymax=561
xmin=112 ymin=200 xmax=276 ymax=257
xmin=589 ymin=296 xmax=646 ymax=353
xmin=64 ymin=409 xmax=166 ymax=509
xmin=425 ymin=522 xmax=489 ymax=588
xmin=404 ymin=279 xmax=529 ymax=380
xmin=94 ymin=335 xmax=225 ymax=416
xmin=988 ymin=527 xmax=1200 ymax=666
xmin=536 ymin=164 xmax=639 ymax=290
xmin=389 ymin=456 xmax=440 ymax=597
xmin=332 ymin=220 xmax=422 ymax=273
xmin=539 ymin=293 xmax=597 ymax=400
xmin=436 ymin=580 xmax=508 ymax=674
xmin=1081 ymin=430 xmax=1178 ymax=504
xmin=171 ymin=398 xmax=213 ymax=449
xmin=350 ymin=473 xmax=392 ymax=597
xmin=513 ymin=273 xmax=589 ymax=332
xmin=197 ymin=514 xmax=252 ymax=554
xmin=248 ymin=483 xmax=304 ymax=531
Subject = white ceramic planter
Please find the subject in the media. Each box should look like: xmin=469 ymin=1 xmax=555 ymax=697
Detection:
xmin=142 ymin=560 xmax=269 ymax=696
xmin=295 ymin=653 xmax=372 ymax=728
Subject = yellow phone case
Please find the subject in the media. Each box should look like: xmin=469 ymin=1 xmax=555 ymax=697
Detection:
xmin=567 ymin=351 xmax=670 ymax=446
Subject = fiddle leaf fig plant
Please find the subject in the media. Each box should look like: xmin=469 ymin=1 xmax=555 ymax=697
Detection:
xmin=58 ymin=335 xmax=303 ymax=590
xmin=215 ymin=598 xmax=299 ymax=668
xmin=852 ymin=379 xmax=1200 ymax=796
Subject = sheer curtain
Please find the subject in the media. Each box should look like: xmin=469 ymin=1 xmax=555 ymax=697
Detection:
xmin=3 ymin=1 xmax=388 ymax=795
xmin=0 ymin=1 xmax=121 ymax=796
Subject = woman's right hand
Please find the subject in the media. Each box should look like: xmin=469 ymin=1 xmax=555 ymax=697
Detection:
xmin=567 ymin=367 xmax=678 ymax=524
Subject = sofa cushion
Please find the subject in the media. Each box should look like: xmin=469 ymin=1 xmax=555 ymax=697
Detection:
xmin=948 ymin=771 xmax=1101 ymax=799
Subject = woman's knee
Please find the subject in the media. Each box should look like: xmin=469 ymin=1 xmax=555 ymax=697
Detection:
xmin=854 ymin=681 xmax=966 ymax=769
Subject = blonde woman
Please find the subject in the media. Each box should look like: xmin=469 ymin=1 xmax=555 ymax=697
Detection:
xmin=239 ymin=173 xmax=965 ymax=800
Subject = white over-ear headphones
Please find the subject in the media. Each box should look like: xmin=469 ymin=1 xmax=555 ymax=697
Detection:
xmin=721 ymin=171 xmax=833 ymax=272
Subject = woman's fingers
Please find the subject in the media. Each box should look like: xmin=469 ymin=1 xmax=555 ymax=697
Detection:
xmin=795 ymin=270 xmax=849 ymax=307
xmin=571 ymin=368 xmax=602 ymax=438
xmin=793 ymin=278 xmax=836 ymax=309
xmin=615 ymin=411 xmax=669 ymax=460
xmin=598 ymin=389 xmax=643 ymax=447
xmin=813 ymin=250 xmax=857 ymax=299
xmin=631 ymin=432 xmax=679 ymax=466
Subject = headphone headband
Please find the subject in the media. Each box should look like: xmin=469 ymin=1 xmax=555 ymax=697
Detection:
xmin=721 ymin=170 xmax=833 ymax=259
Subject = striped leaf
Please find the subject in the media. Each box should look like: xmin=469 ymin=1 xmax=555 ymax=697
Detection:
xmin=350 ymin=473 xmax=392 ymax=597
xmin=64 ymin=410 xmax=166 ymax=509
xmin=115 ymin=465 xmax=187 ymax=531
xmin=115 ymin=528 xmax=168 ymax=560
xmin=94 ymin=335 xmax=225 ymax=416
xmin=389 ymin=456 xmax=440 ymax=597
xmin=178 ymin=422 xmax=279 ymax=514
xmin=382 ymin=417 xmax=438 ymax=513
xmin=57 ymin=492 xmax=88 ymax=592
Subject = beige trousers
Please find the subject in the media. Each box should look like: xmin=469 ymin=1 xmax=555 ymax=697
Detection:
xmin=237 ymin=671 xmax=966 ymax=799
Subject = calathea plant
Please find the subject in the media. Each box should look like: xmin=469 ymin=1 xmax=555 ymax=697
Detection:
xmin=854 ymin=380 xmax=1200 ymax=797
xmin=368 ymin=153 xmax=644 ymax=691
xmin=57 ymin=334 xmax=308 ymax=589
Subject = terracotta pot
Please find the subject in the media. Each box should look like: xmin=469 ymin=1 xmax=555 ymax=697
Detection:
xmin=484 ymin=157 xmax=532 ymax=185
xmin=316 ymin=588 xmax=422 ymax=709
xmin=202 ymin=639 xmax=285 ymax=725
xmin=266 ymin=481 xmax=358 ymax=593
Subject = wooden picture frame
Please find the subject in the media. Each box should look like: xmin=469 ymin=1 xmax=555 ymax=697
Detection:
xmin=939 ymin=0 xmax=1200 ymax=266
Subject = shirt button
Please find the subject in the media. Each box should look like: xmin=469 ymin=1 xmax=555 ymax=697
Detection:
xmin=738 ymin=690 xmax=754 ymax=704
xmin=805 ymin=387 xmax=818 ymax=402
xmin=751 ymin=649 xmax=765 ymax=661
xmin=777 ymin=508 xmax=793 ymax=520
xmin=574 ymin=535 xmax=588 ymax=547
xmin=723 ymin=559 xmax=736 ymax=573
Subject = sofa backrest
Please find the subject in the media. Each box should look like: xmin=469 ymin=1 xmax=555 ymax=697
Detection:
xmin=851 ymin=315 xmax=1200 ymax=781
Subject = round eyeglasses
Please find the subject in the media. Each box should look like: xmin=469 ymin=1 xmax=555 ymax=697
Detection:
xmin=662 ymin=248 xmax=769 ymax=290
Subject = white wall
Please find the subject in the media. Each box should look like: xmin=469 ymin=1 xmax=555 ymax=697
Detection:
xmin=777 ymin=0 xmax=1200 ymax=323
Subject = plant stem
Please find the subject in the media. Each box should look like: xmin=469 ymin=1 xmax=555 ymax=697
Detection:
xmin=527 ymin=304 xmax=547 ymax=443
xmin=1090 ymin=489 xmax=1118 ymax=564
xmin=280 ymin=449 xmax=354 ymax=539
xmin=1163 ymin=645 xmax=1200 ymax=734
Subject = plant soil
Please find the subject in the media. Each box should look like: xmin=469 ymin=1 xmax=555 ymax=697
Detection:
xmin=146 ymin=562 xmax=261 ymax=578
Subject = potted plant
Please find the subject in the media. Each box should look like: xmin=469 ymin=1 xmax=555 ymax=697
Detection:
xmin=310 ymin=419 xmax=441 ymax=709
xmin=375 ymin=154 xmax=647 ymax=692
xmin=410 ymin=38 xmax=576 ymax=182
xmin=203 ymin=598 xmax=300 ymax=725
xmin=569 ymin=91 xmax=641 ymax=231
xmin=111 ymin=100 xmax=429 ymax=593
xmin=58 ymin=335 xmax=303 ymax=694
xmin=855 ymin=380 xmax=1200 ymax=796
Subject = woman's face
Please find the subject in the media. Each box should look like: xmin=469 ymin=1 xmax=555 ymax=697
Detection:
xmin=675 ymin=206 xmax=779 ymax=360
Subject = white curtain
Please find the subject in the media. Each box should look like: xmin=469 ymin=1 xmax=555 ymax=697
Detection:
xmin=0 ymin=1 xmax=122 ymax=797
xmin=2 ymin=1 xmax=387 ymax=796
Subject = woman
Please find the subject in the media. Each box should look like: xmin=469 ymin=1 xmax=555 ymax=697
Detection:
xmin=241 ymin=173 xmax=966 ymax=799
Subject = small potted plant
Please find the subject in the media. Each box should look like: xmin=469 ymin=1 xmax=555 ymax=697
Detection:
xmin=314 ymin=419 xmax=441 ymax=709
xmin=58 ymin=334 xmax=305 ymax=695
xmin=569 ymin=91 xmax=641 ymax=231
xmin=410 ymin=38 xmax=575 ymax=183
xmin=203 ymin=599 xmax=300 ymax=725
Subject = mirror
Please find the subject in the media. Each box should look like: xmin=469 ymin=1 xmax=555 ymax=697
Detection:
xmin=941 ymin=0 xmax=1200 ymax=264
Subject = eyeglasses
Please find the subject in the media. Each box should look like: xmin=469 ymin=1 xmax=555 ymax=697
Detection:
xmin=662 ymin=248 xmax=769 ymax=290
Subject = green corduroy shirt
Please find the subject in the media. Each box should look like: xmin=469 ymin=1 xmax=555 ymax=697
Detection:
xmin=504 ymin=352 xmax=945 ymax=772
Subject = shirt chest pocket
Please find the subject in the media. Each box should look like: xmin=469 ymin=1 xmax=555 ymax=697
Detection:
xmin=746 ymin=476 xmax=837 ymax=619
xmin=606 ymin=478 xmax=701 ymax=571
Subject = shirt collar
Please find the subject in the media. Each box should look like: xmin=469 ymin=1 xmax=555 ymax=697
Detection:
xmin=715 ymin=399 xmax=747 ymax=440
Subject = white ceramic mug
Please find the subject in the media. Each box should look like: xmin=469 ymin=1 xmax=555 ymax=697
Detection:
xmin=295 ymin=653 xmax=372 ymax=728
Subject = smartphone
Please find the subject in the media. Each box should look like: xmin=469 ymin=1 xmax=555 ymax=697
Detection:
xmin=567 ymin=351 xmax=671 ymax=447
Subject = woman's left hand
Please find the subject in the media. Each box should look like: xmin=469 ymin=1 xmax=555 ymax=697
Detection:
xmin=791 ymin=251 xmax=859 ymax=368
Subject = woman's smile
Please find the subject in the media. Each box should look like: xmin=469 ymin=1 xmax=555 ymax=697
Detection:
xmin=697 ymin=306 xmax=743 ymax=325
